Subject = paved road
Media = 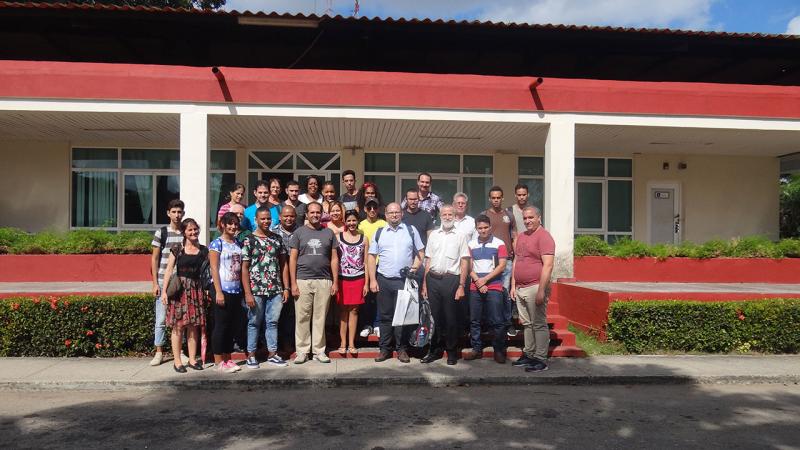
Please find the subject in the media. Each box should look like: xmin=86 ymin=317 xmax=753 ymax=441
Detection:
xmin=1 ymin=384 xmax=798 ymax=449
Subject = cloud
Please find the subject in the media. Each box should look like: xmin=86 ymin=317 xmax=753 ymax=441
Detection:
xmin=224 ymin=0 xmax=716 ymax=30
xmin=786 ymin=16 xmax=800 ymax=35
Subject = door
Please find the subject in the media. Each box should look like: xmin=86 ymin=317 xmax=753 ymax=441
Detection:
xmin=649 ymin=184 xmax=681 ymax=244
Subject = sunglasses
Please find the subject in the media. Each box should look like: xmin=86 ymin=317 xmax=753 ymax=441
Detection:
xmin=365 ymin=205 xmax=378 ymax=210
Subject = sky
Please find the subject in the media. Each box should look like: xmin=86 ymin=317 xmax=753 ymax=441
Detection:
xmin=223 ymin=0 xmax=800 ymax=35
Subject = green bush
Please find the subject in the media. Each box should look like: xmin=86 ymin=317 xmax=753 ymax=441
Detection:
xmin=0 ymin=228 xmax=151 ymax=254
xmin=0 ymin=295 xmax=155 ymax=357
xmin=573 ymin=235 xmax=800 ymax=259
xmin=607 ymin=299 xmax=800 ymax=354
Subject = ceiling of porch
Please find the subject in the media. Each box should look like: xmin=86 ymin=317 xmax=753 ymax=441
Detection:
xmin=0 ymin=110 xmax=796 ymax=157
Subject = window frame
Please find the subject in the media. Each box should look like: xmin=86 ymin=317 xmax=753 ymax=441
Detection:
xmin=573 ymin=157 xmax=634 ymax=242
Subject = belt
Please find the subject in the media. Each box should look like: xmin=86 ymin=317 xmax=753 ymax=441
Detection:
xmin=377 ymin=273 xmax=404 ymax=281
xmin=428 ymin=271 xmax=457 ymax=279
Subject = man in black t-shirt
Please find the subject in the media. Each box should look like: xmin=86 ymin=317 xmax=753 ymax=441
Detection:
xmin=401 ymin=188 xmax=434 ymax=246
xmin=340 ymin=169 xmax=358 ymax=211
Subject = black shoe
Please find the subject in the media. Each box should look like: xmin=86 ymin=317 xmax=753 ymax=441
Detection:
xmin=420 ymin=352 xmax=443 ymax=364
xmin=173 ymin=364 xmax=187 ymax=373
xmin=446 ymin=355 xmax=458 ymax=366
xmin=374 ymin=351 xmax=392 ymax=362
xmin=188 ymin=361 xmax=203 ymax=371
xmin=524 ymin=360 xmax=549 ymax=372
xmin=512 ymin=355 xmax=534 ymax=367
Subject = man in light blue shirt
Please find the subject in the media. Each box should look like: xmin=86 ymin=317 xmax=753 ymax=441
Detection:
xmin=367 ymin=202 xmax=425 ymax=363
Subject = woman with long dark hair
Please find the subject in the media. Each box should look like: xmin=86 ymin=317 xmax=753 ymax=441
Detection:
xmin=160 ymin=218 xmax=208 ymax=373
xmin=216 ymin=182 xmax=245 ymax=226
xmin=209 ymin=212 xmax=244 ymax=373
xmin=336 ymin=209 xmax=368 ymax=356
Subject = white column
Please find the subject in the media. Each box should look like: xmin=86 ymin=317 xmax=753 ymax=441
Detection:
xmin=544 ymin=120 xmax=575 ymax=279
xmin=180 ymin=111 xmax=210 ymax=244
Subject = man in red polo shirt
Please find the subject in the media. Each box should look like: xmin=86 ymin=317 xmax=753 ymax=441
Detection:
xmin=510 ymin=205 xmax=554 ymax=372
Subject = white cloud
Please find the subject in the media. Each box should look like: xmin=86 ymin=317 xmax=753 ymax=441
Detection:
xmin=224 ymin=0 xmax=717 ymax=31
xmin=786 ymin=16 xmax=800 ymax=35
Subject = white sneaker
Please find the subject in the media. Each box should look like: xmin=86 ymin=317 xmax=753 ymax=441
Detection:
xmin=315 ymin=353 xmax=331 ymax=363
xmin=374 ymin=327 xmax=380 ymax=338
xmin=359 ymin=326 xmax=372 ymax=338
xmin=507 ymin=328 xmax=519 ymax=337
xmin=294 ymin=353 xmax=308 ymax=364
xmin=149 ymin=352 xmax=164 ymax=366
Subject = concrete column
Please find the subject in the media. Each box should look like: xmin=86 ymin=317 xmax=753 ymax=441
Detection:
xmin=493 ymin=152 xmax=518 ymax=204
xmin=180 ymin=111 xmax=210 ymax=244
xmin=544 ymin=120 xmax=575 ymax=279
xmin=339 ymin=148 xmax=364 ymax=193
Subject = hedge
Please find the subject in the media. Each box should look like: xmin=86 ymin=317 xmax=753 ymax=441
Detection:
xmin=0 ymin=295 xmax=154 ymax=357
xmin=607 ymin=299 xmax=800 ymax=354
xmin=575 ymin=235 xmax=800 ymax=259
xmin=0 ymin=228 xmax=152 ymax=254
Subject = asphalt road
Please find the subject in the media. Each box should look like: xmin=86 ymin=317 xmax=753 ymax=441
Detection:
xmin=2 ymin=384 xmax=799 ymax=449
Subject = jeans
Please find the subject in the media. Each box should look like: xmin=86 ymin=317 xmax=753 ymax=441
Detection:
xmin=469 ymin=289 xmax=506 ymax=353
xmin=376 ymin=274 xmax=412 ymax=353
xmin=153 ymin=296 xmax=167 ymax=347
xmin=244 ymin=294 xmax=284 ymax=354
xmin=501 ymin=261 xmax=514 ymax=326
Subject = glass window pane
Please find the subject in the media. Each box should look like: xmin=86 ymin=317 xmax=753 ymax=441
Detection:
xmin=519 ymin=156 xmax=544 ymax=176
xmin=575 ymin=158 xmax=605 ymax=177
xmin=296 ymin=155 xmax=311 ymax=170
xmin=365 ymin=153 xmax=396 ymax=172
xmin=155 ymin=175 xmax=180 ymax=225
xmin=608 ymin=180 xmax=632 ymax=232
xmin=301 ymin=152 xmax=338 ymax=170
xmin=210 ymin=173 xmax=236 ymax=228
xmin=365 ymin=175 xmax=395 ymax=205
xmin=124 ymin=175 xmax=153 ymax=225
xmin=520 ymin=178 xmax=545 ymax=224
xmin=71 ymin=172 xmax=117 ymax=227
xmin=463 ymin=177 xmax=492 ymax=217
xmin=121 ymin=149 xmax=179 ymax=170
xmin=72 ymin=148 xmax=117 ymax=169
xmin=608 ymin=159 xmax=632 ymax=177
xmin=463 ymin=155 xmax=492 ymax=175
xmin=607 ymin=234 xmax=631 ymax=244
xmin=400 ymin=178 xmax=418 ymax=201
xmin=399 ymin=154 xmax=460 ymax=173
xmin=251 ymin=151 xmax=290 ymax=169
xmin=577 ymin=182 xmax=603 ymax=229
xmin=248 ymin=172 xmax=259 ymax=199
xmin=211 ymin=150 xmax=236 ymax=171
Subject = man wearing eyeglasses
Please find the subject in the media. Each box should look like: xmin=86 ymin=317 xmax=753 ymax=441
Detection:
xmin=356 ymin=198 xmax=387 ymax=338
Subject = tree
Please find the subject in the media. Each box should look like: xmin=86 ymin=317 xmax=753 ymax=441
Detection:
xmin=780 ymin=175 xmax=800 ymax=238
xmin=36 ymin=0 xmax=226 ymax=10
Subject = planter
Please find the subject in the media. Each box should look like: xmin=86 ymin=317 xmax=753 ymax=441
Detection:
xmin=0 ymin=255 xmax=151 ymax=282
xmin=574 ymin=256 xmax=800 ymax=283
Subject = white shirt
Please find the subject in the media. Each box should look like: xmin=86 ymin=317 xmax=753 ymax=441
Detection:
xmin=425 ymin=226 xmax=470 ymax=275
xmin=454 ymin=215 xmax=476 ymax=242
xmin=298 ymin=193 xmax=323 ymax=205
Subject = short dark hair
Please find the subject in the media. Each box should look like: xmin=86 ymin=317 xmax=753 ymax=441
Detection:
xmin=254 ymin=180 xmax=269 ymax=190
xmin=475 ymin=214 xmax=491 ymax=226
xmin=256 ymin=205 xmax=272 ymax=216
xmin=489 ymin=186 xmax=504 ymax=195
xmin=219 ymin=211 xmax=240 ymax=227
xmin=514 ymin=183 xmax=529 ymax=193
xmin=342 ymin=169 xmax=356 ymax=179
xmin=306 ymin=202 xmax=323 ymax=212
xmin=405 ymin=188 xmax=420 ymax=198
xmin=418 ymin=172 xmax=432 ymax=181
xmin=286 ymin=180 xmax=300 ymax=189
xmin=166 ymin=199 xmax=185 ymax=211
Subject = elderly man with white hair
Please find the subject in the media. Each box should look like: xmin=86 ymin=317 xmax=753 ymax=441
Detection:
xmin=452 ymin=192 xmax=476 ymax=242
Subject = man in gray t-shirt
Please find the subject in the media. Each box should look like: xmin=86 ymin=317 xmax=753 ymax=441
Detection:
xmin=288 ymin=202 xmax=339 ymax=364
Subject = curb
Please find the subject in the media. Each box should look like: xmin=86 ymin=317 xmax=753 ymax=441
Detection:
xmin=1 ymin=374 xmax=797 ymax=391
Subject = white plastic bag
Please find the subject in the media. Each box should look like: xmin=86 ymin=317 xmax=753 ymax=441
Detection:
xmin=392 ymin=277 xmax=420 ymax=326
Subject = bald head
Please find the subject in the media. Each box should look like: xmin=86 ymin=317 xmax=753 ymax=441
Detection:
xmin=385 ymin=202 xmax=403 ymax=225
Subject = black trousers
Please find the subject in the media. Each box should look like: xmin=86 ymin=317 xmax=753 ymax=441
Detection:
xmin=212 ymin=292 xmax=243 ymax=355
xmin=376 ymin=274 xmax=412 ymax=353
xmin=426 ymin=273 xmax=463 ymax=354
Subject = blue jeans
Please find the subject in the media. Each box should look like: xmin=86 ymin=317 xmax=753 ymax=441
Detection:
xmin=501 ymin=261 xmax=514 ymax=326
xmin=244 ymin=294 xmax=284 ymax=353
xmin=469 ymin=290 xmax=506 ymax=353
xmin=153 ymin=296 xmax=166 ymax=347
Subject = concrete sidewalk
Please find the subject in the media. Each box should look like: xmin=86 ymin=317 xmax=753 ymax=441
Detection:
xmin=0 ymin=355 xmax=797 ymax=391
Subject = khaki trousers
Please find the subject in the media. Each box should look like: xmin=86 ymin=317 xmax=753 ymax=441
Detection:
xmin=295 ymin=279 xmax=333 ymax=356
xmin=515 ymin=284 xmax=549 ymax=361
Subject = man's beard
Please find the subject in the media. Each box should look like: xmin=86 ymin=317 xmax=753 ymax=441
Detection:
xmin=441 ymin=219 xmax=454 ymax=230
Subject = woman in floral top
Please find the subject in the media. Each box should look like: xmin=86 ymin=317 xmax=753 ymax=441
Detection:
xmin=209 ymin=212 xmax=244 ymax=373
xmin=241 ymin=205 xmax=290 ymax=368
xmin=336 ymin=209 xmax=369 ymax=356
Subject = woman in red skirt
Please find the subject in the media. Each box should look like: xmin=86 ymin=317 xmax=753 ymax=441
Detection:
xmin=336 ymin=209 xmax=368 ymax=356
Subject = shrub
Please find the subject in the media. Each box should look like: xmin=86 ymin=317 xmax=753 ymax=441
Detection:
xmin=0 ymin=228 xmax=151 ymax=254
xmin=606 ymin=299 xmax=800 ymax=354
xmin=573 ymin=235 xmax=610 ymax=256
xmin=608 ymin=238 xmax=653 ymax=258
xmin=0 ymin=295 xmax=155 ymax=357
xmin=573 ymin=236 xmax=800 ymax=259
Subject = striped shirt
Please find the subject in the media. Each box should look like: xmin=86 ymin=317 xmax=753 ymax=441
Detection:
xmin=151 ymin=226 xmax=183 ymax=288
xmin=468 ymin=235 xmax=507 ymax=292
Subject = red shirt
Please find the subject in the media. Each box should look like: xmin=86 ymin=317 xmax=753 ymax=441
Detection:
xmin=513 ymin=226 xmax=555 ymax=288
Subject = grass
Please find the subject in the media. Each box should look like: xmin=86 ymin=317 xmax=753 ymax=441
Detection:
xmin=568 ymin=324 xmax=628 ymax=356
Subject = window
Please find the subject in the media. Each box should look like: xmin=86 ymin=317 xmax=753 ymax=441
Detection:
xmin=247 ymin=151 xmax=341 ymax=203
xmin=575 ymin=158 xmax=633 ymax=242
xmin=364 ymin=152 xmax=494 ymax=217
xmin=71 ymin=148 xmax=235 ymax=230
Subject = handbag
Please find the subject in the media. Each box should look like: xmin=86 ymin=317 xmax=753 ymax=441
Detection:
xmin=164 ymin=245 xmax=183 ymax=299
xmin=392 ymin=277 xmax=420 ymax=327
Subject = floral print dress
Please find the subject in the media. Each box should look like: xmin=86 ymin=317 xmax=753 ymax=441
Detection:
xmin=166 ymin=245 xmax=209 ymax=328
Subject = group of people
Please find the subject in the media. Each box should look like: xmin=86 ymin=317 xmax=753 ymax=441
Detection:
xmin=149 ymin=169 xmax=554 ymax=374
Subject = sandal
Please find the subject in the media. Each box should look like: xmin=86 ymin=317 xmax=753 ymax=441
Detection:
xmin=349 ymin=348 xmax=359 ymax=357
xmin=337 ymin=347 xmax=347 ymax=356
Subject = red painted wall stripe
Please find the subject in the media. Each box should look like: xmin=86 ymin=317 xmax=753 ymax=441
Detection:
xmin=574 ymin=257 xmax=800 ymax=283
xmin=2 ymin=60 xmax=800 ymax=119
